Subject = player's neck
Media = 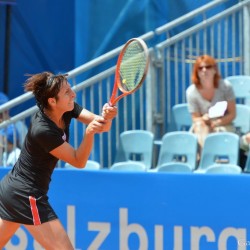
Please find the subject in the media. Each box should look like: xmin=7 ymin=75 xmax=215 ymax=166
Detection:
xmin=43 ymin=109 xmax=65 ymax=129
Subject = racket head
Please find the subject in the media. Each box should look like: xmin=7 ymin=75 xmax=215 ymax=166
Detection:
xmin=116 ymin=38 xmax=149 ymax=95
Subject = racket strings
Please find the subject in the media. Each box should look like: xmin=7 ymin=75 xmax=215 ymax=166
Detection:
xmin=119 ymin=41 xmax=147 ymax=92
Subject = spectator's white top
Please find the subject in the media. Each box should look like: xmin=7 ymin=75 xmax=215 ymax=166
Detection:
xmin=186 ymin=79 xmax=235 ymax=115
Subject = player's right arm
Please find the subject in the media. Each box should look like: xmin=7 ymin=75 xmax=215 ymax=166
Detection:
xmin=50 ymin=116 xmax=108 ymax=168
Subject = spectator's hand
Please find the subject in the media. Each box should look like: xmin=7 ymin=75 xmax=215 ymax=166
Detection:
xmin=202 ymin=113 xmax=211 ymax=125
xmin=202 ymin=113 xmax=209 ymax=121
xmin=102 ymin=103 xmax=117 ymax=120
xmin=245 ymin=133 xmax=250 ymax=144
xmin=210 ymin=119 xmax=221 ymax=129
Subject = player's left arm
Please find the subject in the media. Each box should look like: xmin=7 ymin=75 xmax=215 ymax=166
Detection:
xmin=77 ymin=104 xmax=117 ymax=125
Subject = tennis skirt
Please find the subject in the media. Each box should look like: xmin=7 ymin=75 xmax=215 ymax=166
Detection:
xmin=0 ymin=173 xmax=58 ymax=225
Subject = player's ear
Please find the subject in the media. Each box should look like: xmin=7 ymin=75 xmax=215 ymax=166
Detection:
xmin=48 ymin=97 xmax=56 ymax=106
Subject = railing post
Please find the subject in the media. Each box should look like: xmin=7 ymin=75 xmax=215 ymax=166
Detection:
xmin=243 ymin=1 xmax=250 ymax=75
xmin=145 ymin=50 xmax=154 ymax=132
xmin=149 ymin=48 xmax=165 ymax=139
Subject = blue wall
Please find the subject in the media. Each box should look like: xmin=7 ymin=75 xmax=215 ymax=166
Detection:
xmin=0 ymin=0 xmax=238 ymax=116
xmin=0 ymin=0 xmax=75 ymax=115
xmin=1 ymin=168 xmax=250 ymax=250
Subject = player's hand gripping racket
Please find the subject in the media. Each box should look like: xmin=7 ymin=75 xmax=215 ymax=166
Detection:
xmin=108 ymin=38 xmax=149 ymax=106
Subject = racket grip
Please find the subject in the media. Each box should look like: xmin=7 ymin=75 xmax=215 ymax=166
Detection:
xmin=102 ymin=102 xmax=116 ymax=119
xmin=108 ymin=101 xmax=115 ymax=107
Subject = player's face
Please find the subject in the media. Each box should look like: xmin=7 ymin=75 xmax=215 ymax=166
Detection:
xmin=56 ymin=80 xmax=76 ymax=111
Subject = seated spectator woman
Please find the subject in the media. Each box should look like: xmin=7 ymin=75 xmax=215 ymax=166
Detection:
xmin=0 ymin=92 xmax=28 ymax=147
xmin=186 ymin=54 xmax=236 ymax=149
xmin=1 ymin=125 xmax=21 ymax=167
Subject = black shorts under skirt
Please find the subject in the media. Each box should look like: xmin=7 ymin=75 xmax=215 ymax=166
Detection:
xmin=0 ymin=173 xmax=58 ymax=225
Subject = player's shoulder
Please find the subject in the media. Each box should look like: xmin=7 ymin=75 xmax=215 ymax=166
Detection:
xmin=30 ymin=111 xmax=57 ymax=136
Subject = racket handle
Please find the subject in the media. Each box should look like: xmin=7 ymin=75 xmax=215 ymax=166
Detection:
xmin=108 ymin=101 xmax=115 ymax=107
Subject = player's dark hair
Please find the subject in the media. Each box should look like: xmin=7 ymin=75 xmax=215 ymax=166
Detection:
xmin=24 ymin=72 xmax=68 ymax=110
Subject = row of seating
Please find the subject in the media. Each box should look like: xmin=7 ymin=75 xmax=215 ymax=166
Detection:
xmin=110 ymin=162 xmax=242 ymax=174
xmin=112 ymin=130 xmax=247 ymax=172
xmin=63 ymin=130 xmax=248 ymax=174
xmin=64 ymin=157 xmax=243 ymax=174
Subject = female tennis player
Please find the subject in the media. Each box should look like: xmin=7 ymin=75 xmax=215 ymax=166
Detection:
xmin=0 ymin=72 xmax=117 ymax=249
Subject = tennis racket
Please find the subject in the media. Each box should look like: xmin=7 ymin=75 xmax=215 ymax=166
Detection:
xmin=108 ymin=38 xmax=149 ymax=106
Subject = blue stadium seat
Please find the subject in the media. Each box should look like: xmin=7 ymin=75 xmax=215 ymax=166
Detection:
xmin=197 ymin=132 xmax=239 ymax=171
xmin=64 ymin=160 xmax=101 ymax=170
xmin=233 ymin=104 xmax=250 ymax=135
xmin=116 ymin=130 xmax=154 ymax=170
xmin=204 ymin=164 xmax=242 ymax=174
xmin=172 ymin=103 xmax=192 ymax=131
xmin=225 ymin=75 xmax=250 ymax=104
xmin=157 ymin=131 xmax=198 ymax=170
xmin=110 ymin=161 xmax=146 ymax=171
xmin=156 ymin=162 xmax=193 ymax=173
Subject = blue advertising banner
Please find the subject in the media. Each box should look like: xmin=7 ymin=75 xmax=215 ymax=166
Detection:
xmin=1 ymin=168 xmax=250 ymax=250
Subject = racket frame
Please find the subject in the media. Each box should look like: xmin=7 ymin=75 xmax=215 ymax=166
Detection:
xmin=109 ymin=38 xmax=149 ymax=106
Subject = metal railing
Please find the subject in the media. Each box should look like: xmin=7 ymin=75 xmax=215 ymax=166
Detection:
xmin=0 ymin=0 xmax=249 ymax=168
